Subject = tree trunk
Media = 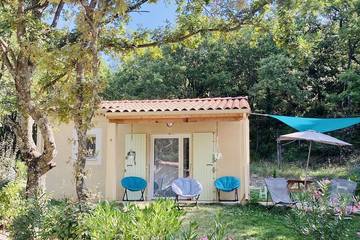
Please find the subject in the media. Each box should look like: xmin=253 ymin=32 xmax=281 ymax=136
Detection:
xmin=15 ymin=105 xmax=56 ymax=198
xmin=72 ymin=2 xmax=102 ymax=202
xmin=73 ymin=61 xmax=89 ymax=202
xmin=0 ymin=1 xmax=58 ymax=198
xmin=74 ymin=126 xmax=88 ymax=202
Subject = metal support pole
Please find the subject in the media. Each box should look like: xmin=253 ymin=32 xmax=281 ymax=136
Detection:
xmin=304 ymin=141 xmax=312 ymax=185
xmin=277 ymin=140 xmax=282 ymax=169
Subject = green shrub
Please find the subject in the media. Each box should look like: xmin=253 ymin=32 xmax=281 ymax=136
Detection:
xmin=288 ymin=180 xmax=353 ymax=240
xmin=79 ymin=201 xmax=126 ymax=240
xmin=10 ymin=196 xmax=48 ymax=240
xmin=10 ymin=197 xmax=89 ymax=240
xmin=0 ymin=162 xmax=26 ymax=227
xmin=129 ymin=199 xmax=183 ymax=239
xmin=40 ymin=199 xmax=87 ymax=240
xmin=0 ymin=135 xmax=17 ymax=186
xmin=80 ymin=199 xmax=183 ymax=240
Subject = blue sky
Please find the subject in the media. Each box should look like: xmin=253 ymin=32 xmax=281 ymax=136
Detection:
xmin=56 ymin=1 xmax=178 ymax=69
xmin=128 ymin=0 xmax=177 ymax=29
xmin=106 ymin=1 xmax=178 ymax=69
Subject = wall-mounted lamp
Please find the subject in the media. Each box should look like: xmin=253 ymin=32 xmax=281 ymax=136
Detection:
xmin=166 ymin=122 xmax=174 ymax=128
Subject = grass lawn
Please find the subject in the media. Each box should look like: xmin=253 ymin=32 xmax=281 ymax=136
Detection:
xmin=183 ymin=204 xmax=360 ymax=240
xmin=251 ymin=161 xmax=352 ymax=179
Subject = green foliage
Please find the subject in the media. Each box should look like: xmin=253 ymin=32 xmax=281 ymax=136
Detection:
xmin=103 ymin=0 xmax=360 ymax=163
xmin=0 ymin=162 xmax=26 ymax=227
xmin=252 ymin=54 xmax=304 ymax=114
xmin=10 ymin=196 xmax=48 ymax=240
xmin=288 ymin=180 xmax=353 ymax=240
xmin=40 ymin=200 xmax=86 ymax=240
xmin=80 ymin=199 xmax=183 ymax=240
xmin=177 ymin=214 xmax=228 ymax=240
xmin=79 ymin=201 xmax=125 ymax=240
xmin=0 ymin=135 xmax=17 ymax=185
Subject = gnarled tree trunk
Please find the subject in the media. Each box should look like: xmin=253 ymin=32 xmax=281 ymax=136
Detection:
xmin=72 ymin=1 xmax=102 ymax=202
xmin=73 ymin=61 xmax=91 ymax=202
xmin=14 ymin=64 xmax=57 ymax=197
xmin=0 ymin=1 xmax=58 ymax=198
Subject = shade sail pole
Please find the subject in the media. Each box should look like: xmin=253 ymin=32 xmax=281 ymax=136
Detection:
xmin=304 ymin=141 xmax=312 ymax=185
xmin=277 ymin=140 xmax=281 ymax=169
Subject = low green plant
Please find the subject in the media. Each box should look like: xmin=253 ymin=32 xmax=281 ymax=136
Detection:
xmin=0 ymin=162 xmax=26 ymax=227
xmin=79 ymin=201 xmax=126 ymax=240
xmin=177 ymin=213 xmax=229 ymax=240
xmin=40 ymin=199 xmax=87 ymax=240
xmin=80 ymin=199 xmax=183 ymax=240
xmin=0 ymin=135 xmax=17 ymax=186
xmin=10 ymin=195 xmax=48 ymax=240
xmin=178 ymin=221 xmax=200 ymax=240
xmin=205 ymin=214 xmax=228 ymax=240
xmin=287 ymin=180 xmax=353 ymax=240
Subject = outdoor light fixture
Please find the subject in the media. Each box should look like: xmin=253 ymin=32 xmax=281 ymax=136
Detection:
xmin=166 ymin=122 xmax=174 ymax=128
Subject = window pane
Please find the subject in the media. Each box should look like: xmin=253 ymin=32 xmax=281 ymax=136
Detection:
xmin=183 ymin=138 xmax=190 ymax=177
xmin=86 ymin=135 xmax=96 ymax=159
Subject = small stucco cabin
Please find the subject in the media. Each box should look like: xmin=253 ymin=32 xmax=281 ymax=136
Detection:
xmin=45 ymin=96 xmax=251 ymax=202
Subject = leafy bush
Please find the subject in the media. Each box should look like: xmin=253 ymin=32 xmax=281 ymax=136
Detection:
xmin=0 ymin=162 xmax=26 ymax=227
xmin=80 ymin=199 xmax=183 ymax=240
xmin=10 ymin=196 xmax=48 ymax=240
xmin=79 ymin=201 xmax=125 ymax=240
xmin=288 ymin=180 xmax=353 ymax=240
xmin=0 ymin=135 xmax=17 ymax=186
xmin=40 ymin=200 xmax=87 ymax=240
xmin=10 ymin=197 xmax=88 ymax=240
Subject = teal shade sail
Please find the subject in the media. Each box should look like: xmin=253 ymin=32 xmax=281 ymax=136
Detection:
xmin=270 ymin=115 xmax=360 ymax=133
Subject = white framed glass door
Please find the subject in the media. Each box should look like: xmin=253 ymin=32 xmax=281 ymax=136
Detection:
xmin=149 ymin=135 xmax=190 ymax=199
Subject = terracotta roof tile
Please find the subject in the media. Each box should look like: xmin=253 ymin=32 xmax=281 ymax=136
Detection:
xmin=101 ymin=97 xmax=250 ymax=113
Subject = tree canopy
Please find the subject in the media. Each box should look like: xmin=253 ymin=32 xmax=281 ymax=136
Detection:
xmin=104 ymin=0 xmax=360 ymax=160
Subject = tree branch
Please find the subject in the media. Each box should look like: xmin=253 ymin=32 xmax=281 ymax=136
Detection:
xmin=50 ymin=0 xmax=64 ymax=28
xmin=105 ymin=0 xmax=270 ymax=50
xmin=102 ymin=0 xmax=150 ymax=25
xmin=40 ymin=71 xmax=68 ymax=92
xmin=24 ymin=0 xmax=49 ymax=12
xmin=0 ymin=38 xmax=16 ymax=77
xmin=127 ymin=0 xmax=149 ymax=12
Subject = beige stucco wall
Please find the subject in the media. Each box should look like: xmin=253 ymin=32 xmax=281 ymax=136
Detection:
xmin=45 ymin=113 xmax=250 ymax=202
xmin=45 ymin=115 xmax=108 ymax=199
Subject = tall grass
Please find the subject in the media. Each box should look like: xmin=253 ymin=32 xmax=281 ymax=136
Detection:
xmin=251 ymin=155 xmax=359 ymax=179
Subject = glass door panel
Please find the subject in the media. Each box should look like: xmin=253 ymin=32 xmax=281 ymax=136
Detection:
xmin=153 ymin=138 xmax=179 ymax=197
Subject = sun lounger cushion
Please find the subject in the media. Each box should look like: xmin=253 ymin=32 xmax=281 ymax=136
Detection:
xmin=264 ymin=177 xmax=294 ymax=205
xmin=330 ymin=179 xmax=357 ymax=204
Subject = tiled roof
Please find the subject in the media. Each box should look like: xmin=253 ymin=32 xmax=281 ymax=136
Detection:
xmin=101 ymin=97 xmax=250 ymax=113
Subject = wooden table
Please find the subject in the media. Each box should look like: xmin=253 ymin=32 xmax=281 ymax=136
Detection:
xmin=287 ymin=179 xmax=314 ymax=192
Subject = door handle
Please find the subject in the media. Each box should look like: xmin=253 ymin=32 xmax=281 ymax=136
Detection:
xmin=206 ymin=163 xmax=213 ymax=166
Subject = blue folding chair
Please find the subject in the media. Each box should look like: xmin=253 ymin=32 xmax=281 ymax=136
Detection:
xmin=120 ymin=176 xmax=147 ymax=201
xmin=214 ymin=176 xmax=240 ymax=201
